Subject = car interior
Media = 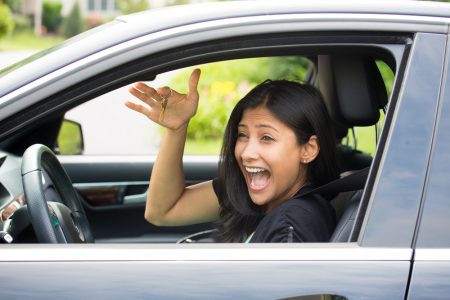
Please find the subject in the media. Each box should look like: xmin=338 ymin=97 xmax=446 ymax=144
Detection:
xmin=0 ymin=33 xmax=401 ymax=244
xmin=316 ymin=55 xmax=389 ymax=242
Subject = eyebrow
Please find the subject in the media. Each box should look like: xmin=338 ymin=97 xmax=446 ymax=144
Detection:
xmin=238 ymin=123 xmax=279 ymax=133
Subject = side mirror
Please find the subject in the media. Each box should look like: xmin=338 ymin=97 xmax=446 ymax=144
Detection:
xmin=55 ymin=119 xmax=84 ymax=155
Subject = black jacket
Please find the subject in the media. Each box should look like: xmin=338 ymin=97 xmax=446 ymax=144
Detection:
xmin=212 ymin=178 xmax=336 ymax=243
xmin=250 ymin=190 xmax=336 ymax=243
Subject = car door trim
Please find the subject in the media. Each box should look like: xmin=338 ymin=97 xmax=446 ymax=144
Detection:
xmin=414 ymin=248 xmax=450 ymax=261
xmin=0 ymin=243 xmax=412 ymax=262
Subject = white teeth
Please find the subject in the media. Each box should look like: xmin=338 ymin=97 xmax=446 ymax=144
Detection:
xmin=245 ymin=167 xmax=266 ymax=173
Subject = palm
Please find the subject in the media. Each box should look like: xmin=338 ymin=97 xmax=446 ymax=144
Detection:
xmin=126 ymin=69 xmax=201 ymax=130
xmin=158 ymin=86 xmax=199 ymax=130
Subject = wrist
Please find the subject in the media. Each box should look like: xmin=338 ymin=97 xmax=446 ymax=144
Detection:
xmin=166 ymin=122 xmax=189 ymax=136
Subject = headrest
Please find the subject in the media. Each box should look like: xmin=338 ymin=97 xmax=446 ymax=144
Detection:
xmin=317 ymin=55 xmax=388 ymax=128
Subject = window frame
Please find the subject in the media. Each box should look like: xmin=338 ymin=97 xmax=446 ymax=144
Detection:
xmin=22 ymin=33 xmax=410 ymax=246
xmin=0 ymin=16 xmax=425 ymax=249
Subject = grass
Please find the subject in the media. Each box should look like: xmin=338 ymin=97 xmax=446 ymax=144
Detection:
xmin=185 ymin=139 xmax=222 ymax=155
xmin=0 ymin=29 xmax=63 ymax=51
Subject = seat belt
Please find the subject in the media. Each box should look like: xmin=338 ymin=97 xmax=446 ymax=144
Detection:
xmin=297 ymin=166 xmax=370 ymax=198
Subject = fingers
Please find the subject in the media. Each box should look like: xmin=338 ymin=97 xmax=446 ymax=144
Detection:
xmin=124 ymin=100 xmax=154 ymax=118
xmin=156 ymin=86 xmax=174 ymax=98
xmin=188 ymin=68 xmax=201 ymax=98
xmin=127 ymin=68 xmax=201 ymax=122
xmin=129 ymin=82 xmax=161 ymax=106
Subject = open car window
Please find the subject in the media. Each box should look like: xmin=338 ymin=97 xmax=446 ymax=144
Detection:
xmin=52 ymin=49 xmax=399 ymax=245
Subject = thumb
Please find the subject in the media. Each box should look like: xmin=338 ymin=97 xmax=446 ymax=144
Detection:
xmin=187 ymin=68 xmax=201 ymax=98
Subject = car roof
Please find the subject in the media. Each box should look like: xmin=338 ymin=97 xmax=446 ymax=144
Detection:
xmin=1 ymin=0 xmax=450 ymax=98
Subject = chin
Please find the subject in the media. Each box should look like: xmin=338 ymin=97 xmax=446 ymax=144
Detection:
xmin=248 ymin=193 xmax=270 ymax=207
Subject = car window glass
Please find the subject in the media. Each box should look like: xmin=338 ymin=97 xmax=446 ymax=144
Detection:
xmin=416 ymin=52 xmax=450 ymax=248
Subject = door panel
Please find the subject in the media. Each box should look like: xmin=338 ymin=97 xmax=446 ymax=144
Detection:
xmin=0 ymin=246 xmax=412 ymax=299
xmin=2 ymin=261 xmax=409 ymax=299
xmin=408 ymin=250 xmax=450 ymax=299
xmin=60 ymin=155 xmax=218 ymax=242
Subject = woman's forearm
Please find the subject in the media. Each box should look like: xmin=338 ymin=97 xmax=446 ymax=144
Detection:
xmin=126 ymin=69 xmax=202 ymax=225
xmin=144 ymin=124 xmax=188 ymax=224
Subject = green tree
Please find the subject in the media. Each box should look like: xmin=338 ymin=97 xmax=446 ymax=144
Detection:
xmin=0 ymin=1 xmax=14 ymax=39
xmin=266 ymin=56 xmax=310 ymax=81
xmin=116 ymin=0 xmax=149 ymax=14
xmin=42 ymin=1 xmax=63 ymax=33
xmin=5 ymin=0 xmax=20 ymax=13
xmin=62 ymin=1 xmax=84 ymax=38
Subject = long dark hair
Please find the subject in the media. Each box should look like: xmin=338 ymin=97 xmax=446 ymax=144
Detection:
xmin=214 ymin=80 xmax=339 ymax=242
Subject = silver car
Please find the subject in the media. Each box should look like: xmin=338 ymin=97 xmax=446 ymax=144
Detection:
xmin=0 ymin=1 xmax=449 ymax=298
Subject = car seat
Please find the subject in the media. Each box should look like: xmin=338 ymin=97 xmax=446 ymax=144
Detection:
xmin=317 ymin=55 xmax=388 ymax=172
xmin=316 ymin=55 xmax=388 ymax=242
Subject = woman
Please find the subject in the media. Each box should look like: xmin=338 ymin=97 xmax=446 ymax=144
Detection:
xmin=126 ymin=69 xmax=339 ymax=243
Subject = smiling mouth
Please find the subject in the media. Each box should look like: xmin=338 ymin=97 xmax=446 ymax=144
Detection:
xmin=245 ymin=166 xmax=271 ymax=191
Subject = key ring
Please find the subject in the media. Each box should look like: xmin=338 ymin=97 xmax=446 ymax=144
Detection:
xmin=158 ymin=88 xmax=172 ymax=122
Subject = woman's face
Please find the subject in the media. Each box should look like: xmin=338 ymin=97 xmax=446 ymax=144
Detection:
xmin=234 ymin=106 xmax=314 ymax=212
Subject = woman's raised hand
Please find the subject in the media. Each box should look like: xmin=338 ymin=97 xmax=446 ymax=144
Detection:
xmin=126 ymin=69 xmax=201 ymax=131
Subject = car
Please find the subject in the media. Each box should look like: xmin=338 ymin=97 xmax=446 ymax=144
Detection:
xmin=1 ymin=0 xmax=450 ymax=298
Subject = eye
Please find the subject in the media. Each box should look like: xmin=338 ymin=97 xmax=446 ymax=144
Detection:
xmin=237 ymin=132 xmax=248 ymax=139
xmin=261 ymin=135 xmax=274 ymax=141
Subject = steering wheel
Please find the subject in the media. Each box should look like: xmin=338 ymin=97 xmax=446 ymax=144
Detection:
xmin=21 ymin=144 xmax=94 ymax=243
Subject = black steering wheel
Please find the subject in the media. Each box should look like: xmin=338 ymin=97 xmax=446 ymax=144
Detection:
xmin=21 ymin=144 xmax=94 ymax=243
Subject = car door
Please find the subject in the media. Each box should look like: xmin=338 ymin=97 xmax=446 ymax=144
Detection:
xmin=56 ymin=30 xmax=441 ymax=299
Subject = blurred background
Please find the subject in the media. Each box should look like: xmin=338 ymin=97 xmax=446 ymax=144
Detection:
xmin=0 ymin=0 xmax=219 ymax=67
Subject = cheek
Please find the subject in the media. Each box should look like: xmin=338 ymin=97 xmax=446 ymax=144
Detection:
xmin=271 ymin=145 xmax=302 ymax=172
xmin=272 ymin=158 xmax=300 ymax=175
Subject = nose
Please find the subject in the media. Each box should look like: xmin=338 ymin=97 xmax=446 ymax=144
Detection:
xmin=240 ymin=139 xmax=259 ymax=162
